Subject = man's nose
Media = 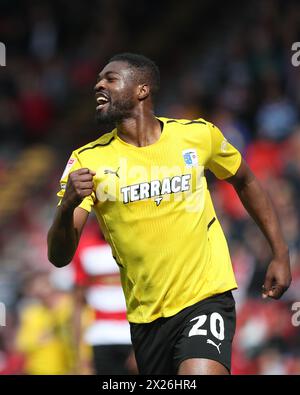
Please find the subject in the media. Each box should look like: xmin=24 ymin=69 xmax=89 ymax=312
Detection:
xmin=94 ymin=79 xmax=106 ymax=91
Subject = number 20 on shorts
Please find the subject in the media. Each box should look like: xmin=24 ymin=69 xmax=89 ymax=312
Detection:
xmin=188 ymin=312 xmax=225 ymax=340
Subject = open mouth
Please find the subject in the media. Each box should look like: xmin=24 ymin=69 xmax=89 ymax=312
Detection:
xmin=96 ymin=94 xmax=110 ymax=110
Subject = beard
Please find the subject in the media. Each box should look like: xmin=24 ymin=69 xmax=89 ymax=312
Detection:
xmin=96 ymin=95 xmax=135 ymax=125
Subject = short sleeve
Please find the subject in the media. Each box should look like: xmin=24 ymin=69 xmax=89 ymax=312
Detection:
xmin=205 ymin=122 xmax=242 ymax=180
xmin=57 ymin=151 xmax=95 ymax=213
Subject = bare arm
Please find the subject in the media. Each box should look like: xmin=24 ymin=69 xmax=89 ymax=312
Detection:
xmin=47 ymin=206 xmax=89 ymax=267
xmin=47 ymin=168 xmax=95 ymax=267
xmin=227 ymin=159 xmax=292 ymax=299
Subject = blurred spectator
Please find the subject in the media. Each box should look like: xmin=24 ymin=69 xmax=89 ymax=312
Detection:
xmin=15 ymin=272 xmax=75 ymax=374
xmin=29 ymin=5 xmax=58 ymax=62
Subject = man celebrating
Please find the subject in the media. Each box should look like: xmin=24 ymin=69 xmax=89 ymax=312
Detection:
xmin=48 ymin=53 xmax=291 ymax=375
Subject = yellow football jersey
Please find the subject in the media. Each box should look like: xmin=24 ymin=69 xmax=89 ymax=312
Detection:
xmin=57 ymin=117 xmax=241 ymax=323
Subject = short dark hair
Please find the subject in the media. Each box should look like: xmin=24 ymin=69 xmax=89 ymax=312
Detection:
xmin=109 ymin=52 xmax=160 ymax=98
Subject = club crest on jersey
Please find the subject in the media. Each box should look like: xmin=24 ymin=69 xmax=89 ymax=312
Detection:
xmin=182 ymin=149 xmax=198 ymax=168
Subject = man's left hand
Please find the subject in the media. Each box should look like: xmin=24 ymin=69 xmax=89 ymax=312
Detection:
xmin=262 ymin=255 xmax=292 ymax=299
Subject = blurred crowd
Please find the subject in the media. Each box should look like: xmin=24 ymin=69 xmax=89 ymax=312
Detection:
xmin=0 ymin=0 xmax=299 ymax=374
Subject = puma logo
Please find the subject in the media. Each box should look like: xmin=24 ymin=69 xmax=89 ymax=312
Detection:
xmin=207 ymin=339 xmax=221 ymax=354
xmin=104 ymin=167 xmax=120 ymax=178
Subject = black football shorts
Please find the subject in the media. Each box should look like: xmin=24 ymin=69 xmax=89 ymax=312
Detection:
xmin=130 ymin=291 xmax=236 ymax=374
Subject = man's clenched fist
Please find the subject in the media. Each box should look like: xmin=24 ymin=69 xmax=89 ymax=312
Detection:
xmin=61 ymin=168 xmax=96 ymax=210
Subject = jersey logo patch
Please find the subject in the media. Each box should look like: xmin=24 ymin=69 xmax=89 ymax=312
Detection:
xmin=120 ymin=174 xmax=191 ymax=204
xmin=182 ymin=149 xmax=198 ymax=168
xmin=104 ymin=167 xmax=120 ymax=178
xmin=61 ymin=158 xmax=77 ymax=180
xmin=221 ymin=139 xmax=228 ymax=153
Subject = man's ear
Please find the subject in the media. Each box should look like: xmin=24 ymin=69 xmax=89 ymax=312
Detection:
xmin=137 ymin=84 xmax=150 ymax=100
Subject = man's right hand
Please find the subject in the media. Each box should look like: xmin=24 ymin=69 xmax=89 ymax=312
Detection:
xmin=47 ymin=168 xmax=94 ymax=267
xmin=61 ymin=168 xmax=96 ymax=211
